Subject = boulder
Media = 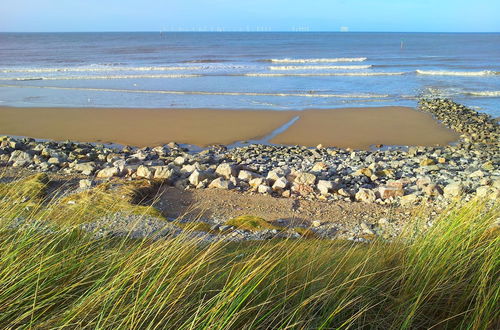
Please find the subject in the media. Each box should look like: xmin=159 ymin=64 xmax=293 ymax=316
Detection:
xmin=9 ymin=150 xmax=32 ymax=167
xmin=249 ymin=177 xmax=266 ymax=189
xmin=293 ymin=171 xmax=316 ymax=185
xmin=173 ymin=156 xmax=186 ymax=166
xmin=74 ymin=162 xmax=96 ymax=175
xmin=96 ymin=167 xmax=119 ymax=179
xmin=188 ymin=170 xmax=211 ymax=186
xmin=420 ymin=158 xmax=435 ymax=166
xmin=153 ymin=166 xmax=174 ymax=180
xmin=215 ymin=163 xmax=236 ymax=179
xmin=136 ymin=165 xmax=154 ymax=179
xmin=257 ymin=185 xmax=272 ymax=194
xmin=238 ymin=170 xmax=260 ymax=182
xmin=272 ymin=177 xmax=288 ymax=192
xmin=311 ymin=162 xmax=328 ymax=173
xmin=209 ymin=177 xmax=230 ymax=189
xmin=317 ymin=180 xmax=333 ymax=195
xmin=443 ymin=182 xmax=464 ymax=198
xmin=378 ymin=185 xmax=404 ymax=199
xmin=423 ymin=183 xmax=443 ymax=197
xmin=355 ymin=188 xmax=376 ymax=203
xmin=79 ymin=179 xmax=93 ymax=189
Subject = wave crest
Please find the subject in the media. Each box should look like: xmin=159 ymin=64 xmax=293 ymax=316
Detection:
xmin=416 ymin=70 xmax=498 ymax=76
xmin=264 ymin=57 xmax=367 ymax=63
xmin=245 ymin=72 xmax=406 ymax=77
xmin=4 ymin=74 xmax=200 ymax=81
xmin=465 ymin=90 xmax=500 ymax=97
xmin=269 ymin=65 xmax=372 ymax=70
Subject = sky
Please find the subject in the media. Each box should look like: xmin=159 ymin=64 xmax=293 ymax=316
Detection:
xmin=1 ymin=0 xmax=499 ymax=32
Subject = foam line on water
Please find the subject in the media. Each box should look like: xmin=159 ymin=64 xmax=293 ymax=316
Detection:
xmin=416 ymin=70 xmax=498 ymax=76
xmin=464 ymin=90 xmax=500 ymax=97
xmin=245 ymin=72 xmax=406 ymax=77
xmin=2 ymin=74 xmax=201 ymax=81
xmin=268 ymin=65 xmax=372 ymax=70
xmin=0 ymin=66 xmax=203 ymax=73
xmin=265 ymin=57 xmax=368 ymax=63
xmin=0 ymin=84 xmax=390 ymax=98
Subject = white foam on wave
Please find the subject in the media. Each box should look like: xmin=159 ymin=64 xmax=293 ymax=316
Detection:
xmin=269 ymin=65 xmax=372 ymax=70
xmin=245 ymin=72 xmax=406 ymax=77
xmin=416 ymin=70 xmax=498 ymax=76
xmin=0 ymin=84 xmax=389 ymax=99
xmin=465 ymin=90 xmax=500 ymax=97
xmin=3 ymin=74 xmax=200 ymax=81
xmin=0 ymin=66 xmax=203 ymax=73
xmin=267 ymin=57 xmax=367 ymax=63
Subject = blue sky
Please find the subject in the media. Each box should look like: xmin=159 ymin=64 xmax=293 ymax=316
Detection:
xmin=1 ymin=0 xmax=499 ymax=32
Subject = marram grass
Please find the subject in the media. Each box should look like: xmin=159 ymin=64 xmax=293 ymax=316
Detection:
xmin=0 ymin=174 xmax=498 ymax=329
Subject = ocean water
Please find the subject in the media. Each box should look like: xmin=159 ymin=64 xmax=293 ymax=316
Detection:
xmin=0 ymin=32 xmax=499 ymax=116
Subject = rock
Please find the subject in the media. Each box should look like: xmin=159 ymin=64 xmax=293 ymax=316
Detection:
xmin=476 ymin=186 xmax=499 ymax=199
xmin=281 ymin=190 xmax=291 ymax=198
xmin=136 ymin=165 xmax=154 ymax=179
xmin=337 ymin=188 xmax=352 ymax=198
xmin=317 ymin=180 xmax=333 ymax=195
xmin=96 ymin=167 xmax=119 ymax=178
xmin=423 ymin=183 xmax=443 ymax=197
xmin=378 ymin=218 xmax=390 ymax=226
xmin=312 ymin=220 xmax=321 ymax=227
xmin=238 ymin=170 xmax=259 ymax=182
xmin=482 ymin=161 xmax=494 ymax=171
xmin=153 ymin=166 xmax=174 ymax=180
xmin=443 ymin=182 xmax=464 ymax=198
xmin=9 ymin=150 xmax=32 ymax=167
xmin=249 ymin=177 xmax=266 ymax=189
xmin=291 ymin=183 xmax=314 ymax=196
xmin=360 ymin=222 xmax=375 ymax=235
xmin=215 ymin=163 xmax=236 ymax=179
xmin=189 ymin=170 xmax=211 ymax=186
xmin=469 ymin=170 xmax=484 ymax=178
xmin=74 ymin=162 xmax=96 ymax=175
xmin=400 ymin=193 xmax=419 ymax=207
xmin=420 ymin=158 xmax=435 ymax=166
xmin=311 ymin=162 xmax=328 ymax=173
xmin=47 ymin=157 xmax=62 ymax=165
xmin=354 ymin=168 xmax=372 ymax=177
xmin=257 ymin=185 xmax=272 ymax=194
xmin=378 ymin=185 xmax=404 ymax=199
xmin=209 ymin=177 xmax=230 ymax=189
xmin=79 ymin=179 xmax=93 ymax=189
xmin=173 ymin=156 xmax=186 ymax=166
xmin=293 ymin=171 xmax=316 ymax=185
xmin=416 ymin=177 xmax=432 ymax=189
xmin=272 ymin=177 xmax=288 ymax=191
xmin=355 ymin=188 xmax=376 ymax=203
xmin=266 ymin=169 xmax=286 ymax=183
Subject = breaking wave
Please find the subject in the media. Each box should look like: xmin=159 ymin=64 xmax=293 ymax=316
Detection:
xmin=3 ymin=74 xmax=200 ymax=81
xmin=0 ymin=66 xmax=202 ymax=73
xmin=416 ymin=70 xmax=498 ymax=76
xmin=264 ymin=57 xmax=367 ymax=63
xmin=465 ymin=90 xmax=500 ymax=97
xmin=245 ymin=72 xmax=406 ymax=77
xmin=269 ymin=65 xmax=372 ymax=70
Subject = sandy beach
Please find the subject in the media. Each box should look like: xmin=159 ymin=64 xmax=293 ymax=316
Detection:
xmin=0 ymin=106 xmax=458 ymax=149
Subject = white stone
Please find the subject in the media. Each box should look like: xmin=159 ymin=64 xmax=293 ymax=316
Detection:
xmin=355 ymin=188 xmax=376 ymax=203
xmin=215 ymin=163 xmax=236 ymax=179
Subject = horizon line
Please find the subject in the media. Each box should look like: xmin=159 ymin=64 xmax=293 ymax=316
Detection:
xmin=1 ymin=29 xmax=500 ymax=34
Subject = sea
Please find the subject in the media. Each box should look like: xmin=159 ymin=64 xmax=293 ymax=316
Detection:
xmin=0 ymin=32 xmax=499 ymax=116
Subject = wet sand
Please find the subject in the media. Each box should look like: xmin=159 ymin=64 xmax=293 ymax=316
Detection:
xmin=272 ymin=106 xmax=459 ymax=149
xmin=0 ymin=106 xmax=458 ymax=149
